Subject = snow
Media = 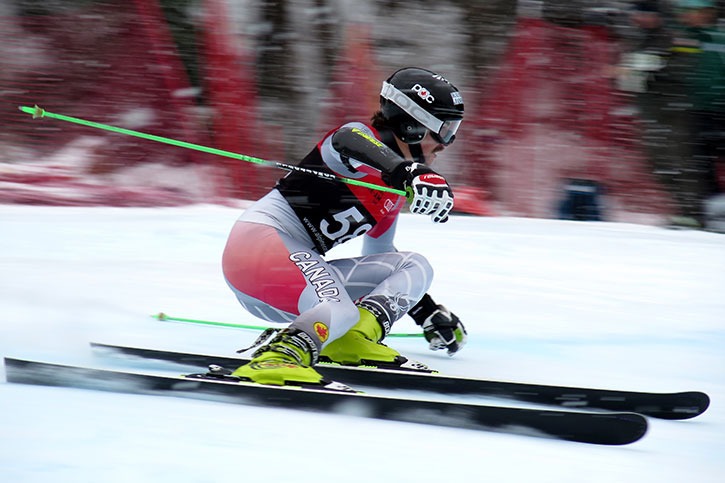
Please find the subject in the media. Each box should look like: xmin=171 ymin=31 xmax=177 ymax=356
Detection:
xmin=0 ymin=204 xmax=723 ymax=483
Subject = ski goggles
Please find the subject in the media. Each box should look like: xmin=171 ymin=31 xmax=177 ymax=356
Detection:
xmin=380 ymin=81 xmax=462 ymax=145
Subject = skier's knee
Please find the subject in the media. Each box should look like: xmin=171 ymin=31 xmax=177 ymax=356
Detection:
xmin=399 ymin=251 xmax=434 ymax=280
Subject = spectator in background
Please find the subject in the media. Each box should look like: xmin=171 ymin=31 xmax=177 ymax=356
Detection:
xmin=617 ymin=0 xmax=704 ymax=226
xmin=675 ymin=0 xmax=725 ymax=227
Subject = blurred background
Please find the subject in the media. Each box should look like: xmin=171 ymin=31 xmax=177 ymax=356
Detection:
xmin=1 ymin=0 xmax=724 ymax=229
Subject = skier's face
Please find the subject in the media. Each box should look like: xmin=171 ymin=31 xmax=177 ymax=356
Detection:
xmin=395 ymin=131 xmax=449 ymax=165
xmin=419 ymin=132 xmax=447 ymax=165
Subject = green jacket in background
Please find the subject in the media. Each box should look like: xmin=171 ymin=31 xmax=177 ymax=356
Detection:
xmin=689 ymin=26 xmax=725 ymax=112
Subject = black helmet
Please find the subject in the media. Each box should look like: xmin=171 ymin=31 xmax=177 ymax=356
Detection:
xmin=379 ymin=67 xmax=464 ymax=145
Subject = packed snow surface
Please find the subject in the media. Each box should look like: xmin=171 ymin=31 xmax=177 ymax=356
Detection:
xmin=1 ymin=204 xmax=723 ymax=482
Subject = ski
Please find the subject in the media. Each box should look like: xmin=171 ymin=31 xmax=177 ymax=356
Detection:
xmin=4 ymin=357 xmax=647 ymax=446
xmin=91 ymin=342 xmax=709 ymax=420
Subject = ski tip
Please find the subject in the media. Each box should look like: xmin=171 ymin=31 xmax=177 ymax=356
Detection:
xmin=623 ymin=412 xmax=649 ymax=445
xmin=675 ymin=391 xmax=711 ymax=419
xmin=700 ymin=391 xmax=712 ymax=413
xmin=588 ymin=412 xmax=649 ymax=446
xmin=681 ymin=391 xmax=711 ymax=419
xmin=570 ymin=412 xmax=648 ymax=446
xmin=647 ymin=391 xmax=712 ymax=420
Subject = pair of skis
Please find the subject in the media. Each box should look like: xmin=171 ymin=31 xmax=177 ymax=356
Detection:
xmin=3 ymin=342 xmax=709 ymax=446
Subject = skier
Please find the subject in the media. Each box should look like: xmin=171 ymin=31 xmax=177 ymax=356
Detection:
xmin=222 ymin=67 xmax=468 ymax=387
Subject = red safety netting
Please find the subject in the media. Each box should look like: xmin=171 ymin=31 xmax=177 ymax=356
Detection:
xmin=0 ymin=1 xmax=245 ymax=206
xmin=460 ymin=17 xmax=674 ymax=221
xmin=201 ymin=0 xmax=280 ymax=200
xmin=321 ymin=23 xmax=383 ymax=129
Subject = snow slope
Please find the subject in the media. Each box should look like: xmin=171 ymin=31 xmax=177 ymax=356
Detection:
xmin=0 ymin=204 xmax=723 ymax=483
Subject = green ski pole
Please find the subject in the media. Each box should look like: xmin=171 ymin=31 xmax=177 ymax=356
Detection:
xmin=152 ymin=313 xmax=424 ymax=338
xmin=19 ymin=105 xmax=406 ymax=196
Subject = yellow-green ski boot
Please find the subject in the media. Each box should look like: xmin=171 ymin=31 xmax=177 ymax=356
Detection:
xmin=233 ymin=328 xmax=353 ymax=390
xmin=321 ymin=307 xmax=431 ymax=372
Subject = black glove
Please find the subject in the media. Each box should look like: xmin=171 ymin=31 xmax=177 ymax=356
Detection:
xmin=408 ymin=294 xmax=467 ymax=356
xmin=389 ymin=162 xmax=454 ymax=223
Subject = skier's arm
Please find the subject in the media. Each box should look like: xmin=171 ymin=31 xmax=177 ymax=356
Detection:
xmin=331 ymin=126 xmax=454 ymax=223
xmin=408 ymin=293 xmax=467 ymax=356
xmin=330 ymin=126 xmax=406 ymax=178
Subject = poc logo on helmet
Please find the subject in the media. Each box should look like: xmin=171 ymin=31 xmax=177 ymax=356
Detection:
xmin=412 ymin=84 xmax=434 ymax=104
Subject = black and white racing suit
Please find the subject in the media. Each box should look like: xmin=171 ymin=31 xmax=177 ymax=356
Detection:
xmin=222 ymin=122 xmax=433 ymax=351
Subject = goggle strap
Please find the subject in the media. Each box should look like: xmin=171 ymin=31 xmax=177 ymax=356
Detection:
xmin=380 ymin=81 xmax=444 ymax=134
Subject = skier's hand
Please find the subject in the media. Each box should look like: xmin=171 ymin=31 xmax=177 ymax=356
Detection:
xmin=420 ymin=306 xmax=467 ymax=356
xmin=394 ymin=162 xmax=454 ymax=223
xmin=409 ymin=294 xmax=467 ymax=356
